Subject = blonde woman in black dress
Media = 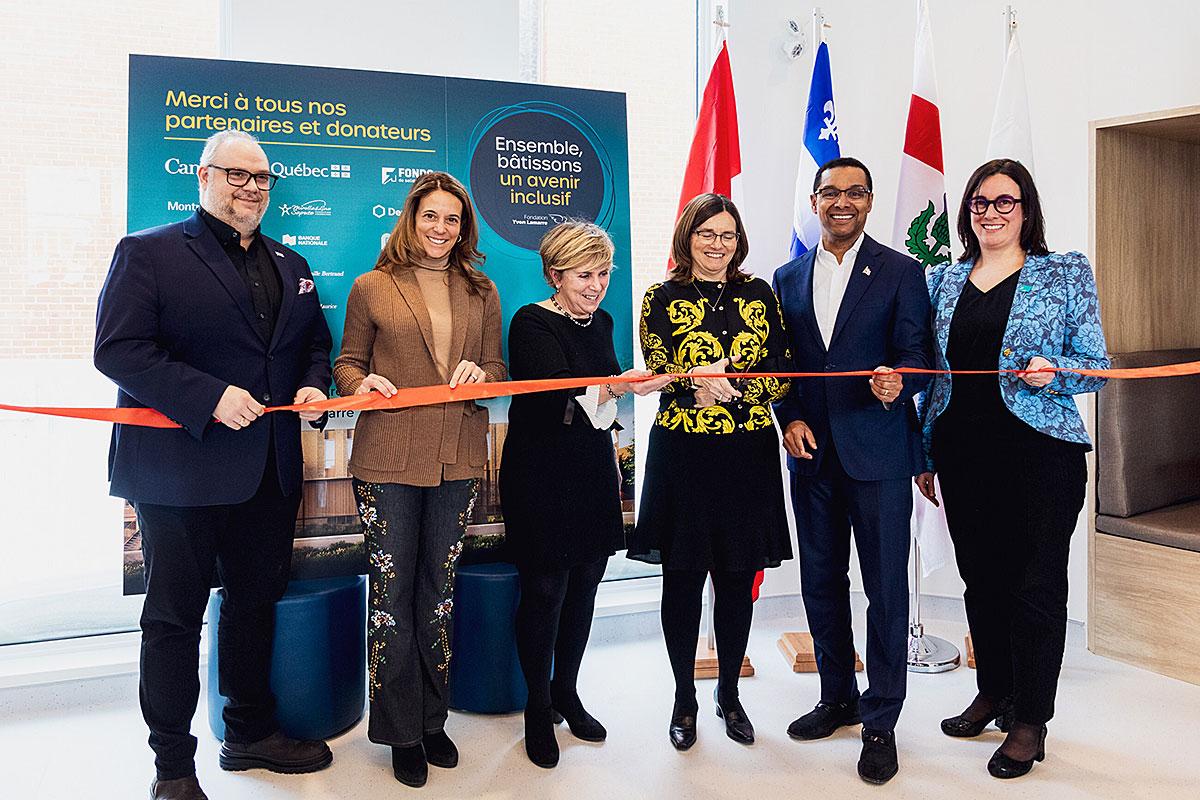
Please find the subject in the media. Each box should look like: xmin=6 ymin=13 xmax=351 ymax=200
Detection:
xmin=500 ymin=221 xmax=671 ymax=768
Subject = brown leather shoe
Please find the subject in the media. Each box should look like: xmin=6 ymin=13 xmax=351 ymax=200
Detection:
xmin=150 ymin=775 xmax=208 ymax=799
xmin=219 ymin=730 xmax=333 ymax=773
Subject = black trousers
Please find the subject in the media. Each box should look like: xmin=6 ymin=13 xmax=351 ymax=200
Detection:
xmin=515 ymin=557 xmax=609 ymax=712
xmin=135 ymin=452 xmax=297 ymax=781
xmin=354 ymin=478 xmax=476 ymax=747
xmin=935 ymin=435 xmax=1086 ymax=725
xmin=660 ymin=568 xmax=757 ymax=707
xmin=790 ymin=439 xmax=912 ymax=731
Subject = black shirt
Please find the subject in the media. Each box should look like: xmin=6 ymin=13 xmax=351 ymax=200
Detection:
xmin=199 ymin=207 xmax=282 ymax=342
xmin=936 ymin=270 xmax=1083 ymax=452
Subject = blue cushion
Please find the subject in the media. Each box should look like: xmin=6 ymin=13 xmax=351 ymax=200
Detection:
xmin=207 ymin=576 xmax=366 ymax=741
xmin=448 ymin=562 xmax=527 ymax=713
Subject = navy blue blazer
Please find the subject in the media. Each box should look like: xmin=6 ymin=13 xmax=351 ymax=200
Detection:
xmin=94 ymin=212 xmax=333 ymax=506
xmin=772 ymin=234 xmax=933 ymax=481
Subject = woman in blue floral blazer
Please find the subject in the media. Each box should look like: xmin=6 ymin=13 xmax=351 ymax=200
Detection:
xmin=915 ymin=159 xmax=1108 ymax=780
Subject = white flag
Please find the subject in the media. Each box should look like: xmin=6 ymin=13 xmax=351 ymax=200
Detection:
xmin=894 ymin=0 xmax=955 ymax=577
xmin=986 ymin=30 xmax=1035 ymax=174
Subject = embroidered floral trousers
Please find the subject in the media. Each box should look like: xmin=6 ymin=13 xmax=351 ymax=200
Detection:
xmin=353 ymin=478 xmax=477 ymax=746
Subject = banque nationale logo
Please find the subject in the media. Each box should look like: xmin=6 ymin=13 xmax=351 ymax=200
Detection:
xmin=281 ymin=233 xmax=329 ymax=247
xmin=279 ymin=200 xmax=332 ymax=218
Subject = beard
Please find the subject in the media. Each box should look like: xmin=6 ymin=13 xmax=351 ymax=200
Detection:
xmin=202 ymin=187 xmax=267 ymax=233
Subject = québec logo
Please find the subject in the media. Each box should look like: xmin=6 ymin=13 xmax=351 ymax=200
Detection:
xmin=381 ymin=166 xmax=432 ymax=185
xmin=271 ymin=162 xmax=351 ymax=179
xmin=279 ymin=200 xmax=332 ymax=217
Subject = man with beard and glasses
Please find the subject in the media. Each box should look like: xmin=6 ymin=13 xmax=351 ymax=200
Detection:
xmin=95 ymin=130 xmax=334 ymax=800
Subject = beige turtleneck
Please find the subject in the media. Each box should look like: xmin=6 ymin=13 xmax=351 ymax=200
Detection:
xmin=412 ymin=254 xmax=453 ymax=380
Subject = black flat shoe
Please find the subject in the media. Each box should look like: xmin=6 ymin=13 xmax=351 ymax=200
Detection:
xmin=713 ymin=689 xmax=754 ymax=745
xmin=858 ymin=728 xmax=899 ymax=785
xmin=988 ymin=724 xmax=1047 ymax=779
xmin=391 ymin=744 xmax=428 ymax=788
xmin=422 ymin=730 xmax=458 ymax=769
xmin=787 ymin=699 xmax=861 ymax=740
xmin=669 ymin=701 xmax=698 ymax=751
xmin=551 ymin=699 xmax=607 ymax=742
xmin=524 ymin=707 xmax=560 ymax=769
xmin=941 ymin=695 xmax=1014 ymax=738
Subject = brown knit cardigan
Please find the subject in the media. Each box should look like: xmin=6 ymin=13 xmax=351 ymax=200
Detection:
xmin=333 ymin=265 xmax=506 ymax=486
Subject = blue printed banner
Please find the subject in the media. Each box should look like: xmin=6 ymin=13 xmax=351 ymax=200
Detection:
xmin=123 ymin=55 xmax=633 ymax=592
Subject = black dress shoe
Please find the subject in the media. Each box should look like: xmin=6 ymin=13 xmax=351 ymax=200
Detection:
xmin=988 ymin=724 xmax=1047 ymax=779
xmin=858 ymin=728 xmax=899 ymax=785
xmin=941 ymin=695 xmax=1013 ymax=737
xmin=713 ymin=689 xmax=755 ymax=745
xmin=219 ymin=731 xmax=333 ymax=773
xmin=422 ymin=729 xmax=458 ymax=769
xmin=551 ymin=697 xmax=607 ymax=742
xmin=668 ymin=701 xmax=698 ymax=751
xmin=524 ymin=707 xmax=560 ymax=768
xmin=391 ymin=744 xmax=428 ymax=787
xmin=787 ymin=700 xmax=861 ymax=740
xmin=150 ymin=775 xmax=208 ymax=800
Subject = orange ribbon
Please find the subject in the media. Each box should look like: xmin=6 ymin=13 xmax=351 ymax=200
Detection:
xmin=3 ymin=360 xmax=1199 ymax=429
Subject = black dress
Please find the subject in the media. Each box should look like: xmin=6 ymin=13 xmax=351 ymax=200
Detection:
xmin=499 ymin=304 xmax=625 ymax=570
xmin=628 ymin=276 xmax=794 ymax=571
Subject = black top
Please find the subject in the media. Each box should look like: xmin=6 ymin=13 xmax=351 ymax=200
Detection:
xmin=936 ymin=271 xmax=1084 ymax=451
xmin=199 ymin=207 xmax=282 ymax=342
xmin=499 ymin=304 xmax=625 ymax=570
xmin=628 ymin=276 xmax=794 ymax=570
xmin=640 ymin=276 xmax=792 ymax=434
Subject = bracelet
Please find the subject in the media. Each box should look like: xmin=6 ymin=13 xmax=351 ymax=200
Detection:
xmin=604 ymin=382 xmax=623 ymax=400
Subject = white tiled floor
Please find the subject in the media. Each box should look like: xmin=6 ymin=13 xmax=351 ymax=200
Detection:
xmin=2 ymin=608 xmax=1198 ymax=799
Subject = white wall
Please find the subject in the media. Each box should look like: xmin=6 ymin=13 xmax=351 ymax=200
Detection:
xmin=223 ymin=0 xmax=521 ymax=79
xmin=729 ymin=0 xmax=1200 ymax=620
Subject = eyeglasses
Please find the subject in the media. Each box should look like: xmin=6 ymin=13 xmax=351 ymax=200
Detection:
xmin=968 ymin=195 xmax=1022 ymax=215
xmin=207 ymin=165 xmax=281 ymax=191
xmin=815 ymin=185 xmax=871 ymax=202
xmin=693 ymin=229 xmax=740 ymax=244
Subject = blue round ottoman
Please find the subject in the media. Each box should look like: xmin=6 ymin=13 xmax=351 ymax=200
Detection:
xmin=448 ymin=562 xmax=527 ymax=713
xmin=207 ymin=575 xmax=366 ymax=741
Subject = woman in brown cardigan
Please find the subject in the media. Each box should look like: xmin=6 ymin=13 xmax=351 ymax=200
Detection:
xmin=333 ymin=171 xmax=505 ymax=789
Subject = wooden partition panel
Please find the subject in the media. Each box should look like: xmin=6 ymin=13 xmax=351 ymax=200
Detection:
xmin=1093 ymin=127 xmax=1200 ymax=352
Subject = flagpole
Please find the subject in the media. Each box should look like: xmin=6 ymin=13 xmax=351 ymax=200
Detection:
xmin=901 ymin=0 xmax=959 ymax=674
xmin=812 ymin=6 xmax=827 ymax=48
xmin=1003 ymin=5 xmax=1017 ymax=52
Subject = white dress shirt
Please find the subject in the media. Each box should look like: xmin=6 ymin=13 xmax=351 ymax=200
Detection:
xmin=812 ymin=232 xmax=865 ymax=349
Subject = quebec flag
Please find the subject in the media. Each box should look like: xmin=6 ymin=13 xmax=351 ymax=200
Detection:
xmin=790 ymin=41 xmax=841 ymax=259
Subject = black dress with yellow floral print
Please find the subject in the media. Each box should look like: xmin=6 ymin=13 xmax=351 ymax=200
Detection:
xmin=628 ymin=276 xmax=795 ymax=571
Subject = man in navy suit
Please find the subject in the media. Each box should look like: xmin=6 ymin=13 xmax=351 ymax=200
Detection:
xmin=95 ymin=131 xmax=334 ymax=800
xmin=772 ymin=157 xmax=932 ymax=784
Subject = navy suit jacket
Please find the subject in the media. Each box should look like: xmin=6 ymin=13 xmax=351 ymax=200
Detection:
xmin=94 ymin=212 xmax=333 ymax=506
xmin=772 ymin=234 xmax=933 ymax=481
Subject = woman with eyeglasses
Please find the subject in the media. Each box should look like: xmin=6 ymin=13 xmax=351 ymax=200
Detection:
xmin=334 ymin=171 xmax=505 ymax=788
xmin=915 ymin=159 xmax=1109 ymax=779
xmin=628 ymin=193 xmax=794 ymax=751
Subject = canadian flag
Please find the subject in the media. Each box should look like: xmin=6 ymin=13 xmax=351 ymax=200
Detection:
xmin=670 ymin=39 xmax=742 ymax=270
xmin=893 ymin=0 xmax=955 ymax=576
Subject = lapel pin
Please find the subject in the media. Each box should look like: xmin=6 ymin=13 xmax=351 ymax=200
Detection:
xmin=862 ymin=265 xmax=872 ymax=276
xmin=275 ymin=251 xmax=285 ymax=258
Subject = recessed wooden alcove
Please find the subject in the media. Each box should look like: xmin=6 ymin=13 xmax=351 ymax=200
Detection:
xmin=1088 ymin=106 xmax=1200 ymax=684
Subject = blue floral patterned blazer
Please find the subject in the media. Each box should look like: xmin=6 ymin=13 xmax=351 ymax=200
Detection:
xmin=918 ymin=251 xmax=1109 ymax=471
